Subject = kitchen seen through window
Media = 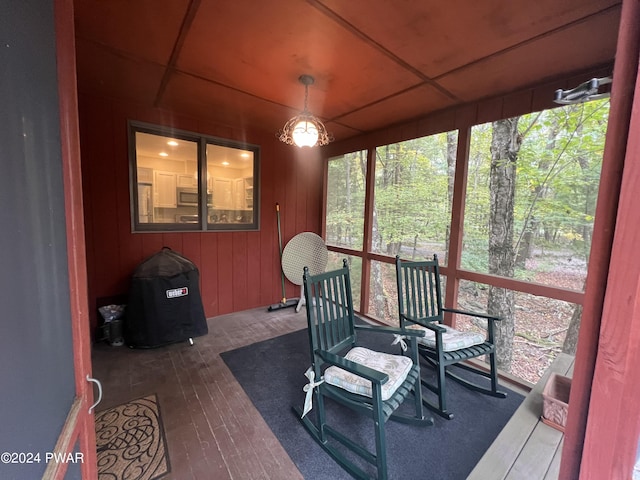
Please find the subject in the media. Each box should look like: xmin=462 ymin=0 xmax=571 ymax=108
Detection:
xmin=130 ymin=122 xmax=259 ymax=232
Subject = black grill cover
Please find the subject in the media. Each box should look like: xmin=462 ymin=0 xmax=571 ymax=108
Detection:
xmin=125 ymin=248 xmax=208 ymax=348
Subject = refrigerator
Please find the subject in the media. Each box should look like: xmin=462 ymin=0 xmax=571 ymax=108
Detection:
xmin=138 ymin=183 xmax=152 ymax=223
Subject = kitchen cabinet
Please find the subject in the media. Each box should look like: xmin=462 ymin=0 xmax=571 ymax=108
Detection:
xmin=153 ymin=171 xmax=177 ymax=208
xmin=211 ymin=177 xmax=233 ymax=209
xmin=209 ymin=176 xmax=254 ymax=210
xmin=177 ymin=173 xmax=198 ymax=188
xmin=137 ymin=166 xmax=153 ymax=184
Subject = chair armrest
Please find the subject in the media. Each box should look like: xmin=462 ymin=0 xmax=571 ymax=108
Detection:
xmin=442 ymin=307 xmax=502 ymax=322
xmin=400 ymin=314 xmax=446 ymax=333
xmin=317 ymin=349 xmax=389 ymax=385
xmin=441 ymin=307 xmax=499 ymax=343
xmin=355 ymin=321 xmax=423 ymax=364
xmin=354 ymin=323 xmax=426 ymax=338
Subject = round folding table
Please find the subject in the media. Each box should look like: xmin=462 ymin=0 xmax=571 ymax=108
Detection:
xmin=281 ymin=232 xmax=328 ymax=312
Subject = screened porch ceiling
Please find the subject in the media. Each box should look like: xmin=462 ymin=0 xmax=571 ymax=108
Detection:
xmin=73 ymin=0 xmax=621 ymax=142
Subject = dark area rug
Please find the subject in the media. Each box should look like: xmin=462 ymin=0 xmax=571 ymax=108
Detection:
xmin=221 ymin=327 xmax=524 ymax=480
xmin=95 ymin=394 xmax=170 ymax=480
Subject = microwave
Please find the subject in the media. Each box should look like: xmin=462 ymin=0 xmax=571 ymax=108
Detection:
xmin=177 ymin=188 xmax=212 ymax=207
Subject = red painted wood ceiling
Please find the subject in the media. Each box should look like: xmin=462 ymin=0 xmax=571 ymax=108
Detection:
xmin=73 ymin=0 xmax=621 ymax=141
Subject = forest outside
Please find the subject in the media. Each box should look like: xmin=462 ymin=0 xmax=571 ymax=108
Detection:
xmin=325 ymin=98 xmax=610 ymax=384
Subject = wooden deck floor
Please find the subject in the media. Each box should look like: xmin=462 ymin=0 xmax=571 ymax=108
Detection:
xmin=93 ymin=305 xmax=559 ymax=480
xmin=91 ymin=306 xmax=308 ymax=480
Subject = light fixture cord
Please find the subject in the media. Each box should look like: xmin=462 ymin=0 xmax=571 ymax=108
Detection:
xmin=303 ymin=84 xmax=309 ymax=112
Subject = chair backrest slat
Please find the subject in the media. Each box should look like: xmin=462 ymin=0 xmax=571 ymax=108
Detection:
xmin=303 ymin=259 xmax=356 ymax=368
xmin=396 ymin=254 xmax=444 ymax=324
xmin=329 ymin=274 xmax=342 ymax=345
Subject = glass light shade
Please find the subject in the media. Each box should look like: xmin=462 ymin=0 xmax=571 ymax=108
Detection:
xmin=277 ymin=75 xmax=333 ymax=147
xmin=292 ymin=120 xmax=319 ymax=147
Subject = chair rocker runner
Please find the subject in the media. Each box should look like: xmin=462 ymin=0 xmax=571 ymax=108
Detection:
xmin=395 ymin=254 xmax=507 ymax=420
xmin=293 ymin=259 xmax=432 ymax=480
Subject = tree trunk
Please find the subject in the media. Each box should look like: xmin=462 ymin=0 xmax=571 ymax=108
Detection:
xmin=563 ymin=150 xmax=593 ymax=354
xmin=563 ymin=277 xmax=586 ymax=356
xmin=344 ymin=152 xmax=352 ymax=246
xmin=369 ymin=154 xmax=387 ymax=321
xmin=563 ymin=302 xmax=582 ymax=354
xmin=515 ymin=220 xmax=535 ymax=267
xmin=514 ymin=114 xmax=553 ymax=269
xmin=445 ymin=131 xmax=456 ymax=262
xmin=487 ymin=117 xmax=521 ymax=372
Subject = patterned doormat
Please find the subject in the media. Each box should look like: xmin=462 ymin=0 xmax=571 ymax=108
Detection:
xmin=95 ymin=394 xmax=170 ymax=480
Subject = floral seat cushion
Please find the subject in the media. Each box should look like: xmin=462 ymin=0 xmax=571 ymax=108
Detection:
xmin=407 ymin=324 xmax=485 ymax=352
xmin=323 ymin=347 xmax=412 ymax=401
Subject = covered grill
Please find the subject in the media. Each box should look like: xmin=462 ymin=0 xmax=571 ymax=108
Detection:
xmin=125 ymin=247 xmax=208 ymax=348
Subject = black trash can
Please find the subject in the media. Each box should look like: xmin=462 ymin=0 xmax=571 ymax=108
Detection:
xmin=125 ymin=247 xmax=208 ymax=348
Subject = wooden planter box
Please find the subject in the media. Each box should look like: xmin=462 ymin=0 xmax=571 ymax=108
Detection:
xmin=541 ymin=372 xmax=571 ymax=432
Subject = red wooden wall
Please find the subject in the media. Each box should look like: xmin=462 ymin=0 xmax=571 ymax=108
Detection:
xmin=78 ymin=94 xmax=323 ymax=330
xmin=573 ymin=0 xmax=640 ymax=476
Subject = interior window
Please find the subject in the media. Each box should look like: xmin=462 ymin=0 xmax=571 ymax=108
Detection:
xmin=130 ymin=122 xmax=259 ymax=232
xmin=206 ymin=144 xmax=255 ymax=227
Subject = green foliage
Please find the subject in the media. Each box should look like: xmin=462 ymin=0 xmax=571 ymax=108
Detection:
xmin=326 ymin=151 xmax=367 ymax=248
xmin=327 ymin=99 xmax=609 ymax=282
xmin=463 ymin=99 xmax=609 ymax=274
xmin=372 ymin=133 xmax=455 ymax=255
xmin=461 ymin=238 xmax=489 ymax=272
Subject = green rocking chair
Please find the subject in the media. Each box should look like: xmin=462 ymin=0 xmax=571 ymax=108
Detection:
xmin=293 ymin=259 xmax=432 ymax=480
xmin=395 ymin=254 xmax=507 ymax=420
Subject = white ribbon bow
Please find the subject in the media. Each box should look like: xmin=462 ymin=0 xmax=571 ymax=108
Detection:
xmin=392 ymin=334 xmax=408 ymax=352
xmin=301 ymin=367 xmax=324 ymax=418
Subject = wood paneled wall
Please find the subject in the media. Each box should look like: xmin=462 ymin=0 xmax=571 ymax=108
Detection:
xmin=78 ymin=94 xmax=323 ymax=330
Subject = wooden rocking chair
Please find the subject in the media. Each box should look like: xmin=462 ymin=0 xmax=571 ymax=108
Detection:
xmin=293 ymin=259 xmax=432 ymax=480
xmin=395 ymin=254 xmax=507 ymax=420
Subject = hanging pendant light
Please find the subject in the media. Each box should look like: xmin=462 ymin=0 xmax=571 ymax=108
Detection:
xmin=278 ymin=75 xmax=333 ymax=148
